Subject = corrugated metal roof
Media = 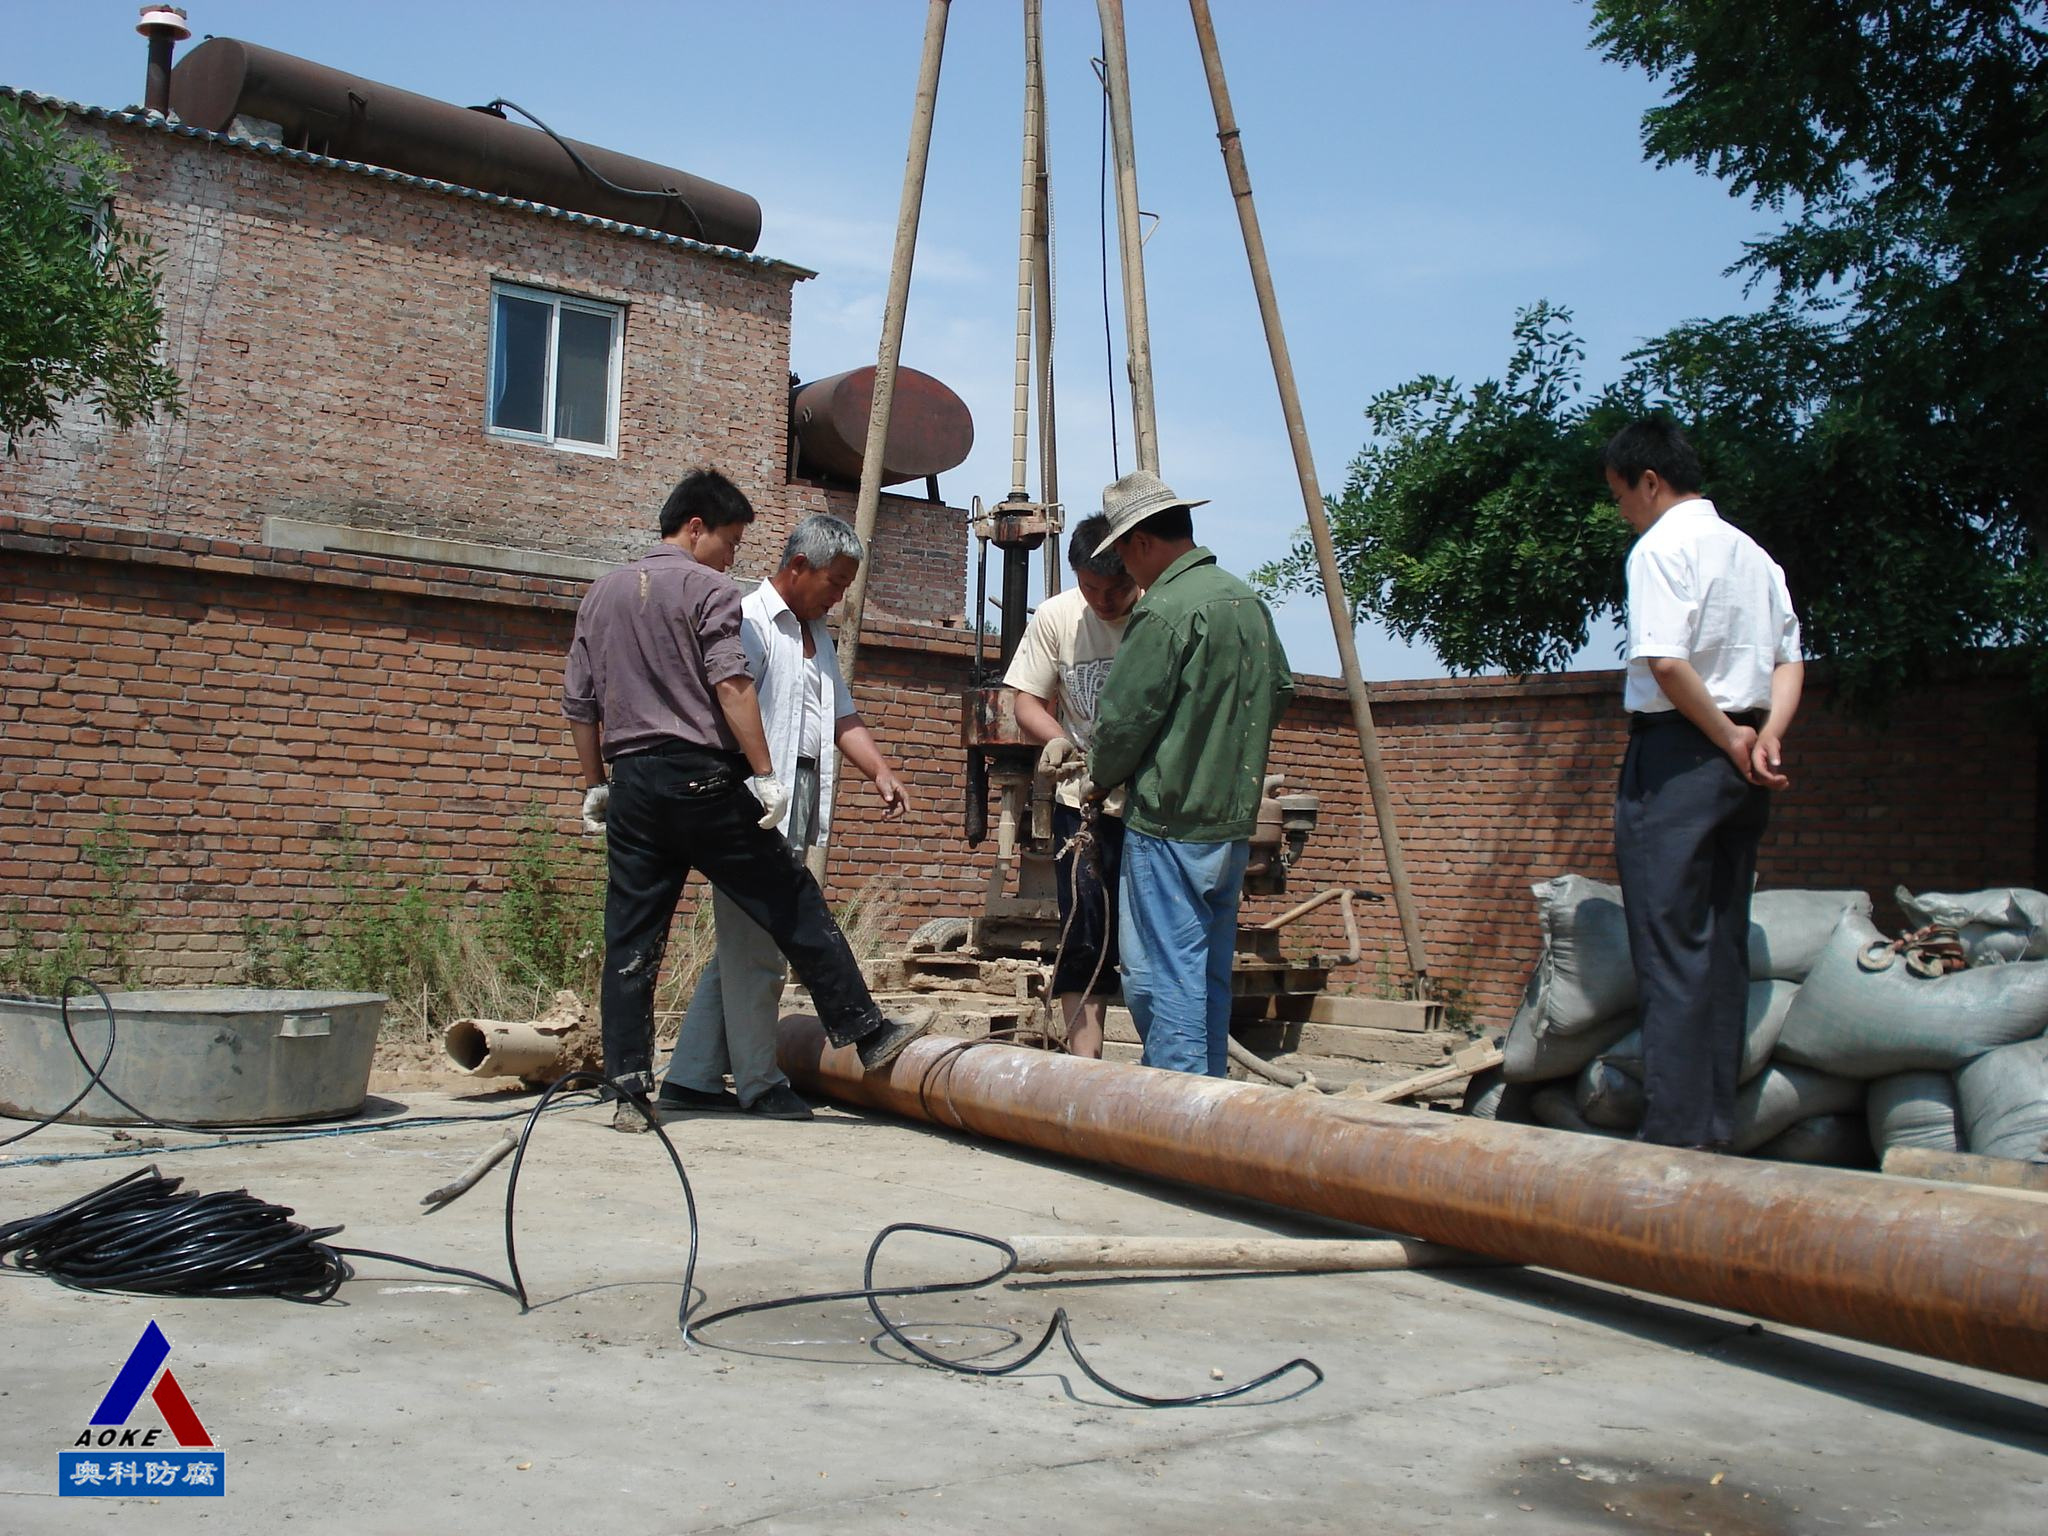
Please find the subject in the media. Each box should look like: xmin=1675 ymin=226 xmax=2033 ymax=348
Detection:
xmin=0 ymin=86 xmax=816 ymax=280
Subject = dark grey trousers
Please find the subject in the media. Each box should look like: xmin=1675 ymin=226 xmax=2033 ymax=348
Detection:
xmin=1613 ymin=716 xmax=1771 ymax=1147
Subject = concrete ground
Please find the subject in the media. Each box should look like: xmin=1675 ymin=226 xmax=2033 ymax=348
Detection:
xmin=2 ymin=1079 xmax=2044 ymax=1535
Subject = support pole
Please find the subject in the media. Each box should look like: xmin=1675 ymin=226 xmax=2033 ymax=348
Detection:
xmin=779 ymin=1022 xmax=2048 ymax=1385
xmin=1030 ymin=11 xmax=1062 ymax=596
xmin=1009 ymin=0 xmax=1042 ymax=501
xmin=1186 ymin=0 xmax=1429 ymax=986
xmin=809 ymin=0 xmax=949 ymax=882
xmin=1095 ymin=0 xmax=1159 ymax=475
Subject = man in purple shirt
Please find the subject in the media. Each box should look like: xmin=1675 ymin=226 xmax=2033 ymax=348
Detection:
xmin=563 ymin=469 xmax=927 ymax=1129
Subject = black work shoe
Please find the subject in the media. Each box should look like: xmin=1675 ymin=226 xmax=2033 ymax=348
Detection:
xmin=611 ymin=1097 xmax=655 ymax=1133
xmin=658 ymin=1082 xmax=741 ymax=1113
xmin=742 ymin=1084 xmax=815 ymax=1121
xmin=855 ymin=1013 xmax=931 ymax=1072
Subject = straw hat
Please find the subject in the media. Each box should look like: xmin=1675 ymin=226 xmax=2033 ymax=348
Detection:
xmin=1093 ymin=470 xmax=1208 ymax=557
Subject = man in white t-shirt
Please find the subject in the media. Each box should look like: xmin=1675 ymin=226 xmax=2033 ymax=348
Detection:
xmin=1003 ymin=513 xmax=1139 ymax=1057
xmin=1605 ymin=418 xmax=1804 ymax=1150
xmin=659 ymin=514 xmax=912 ymax=1121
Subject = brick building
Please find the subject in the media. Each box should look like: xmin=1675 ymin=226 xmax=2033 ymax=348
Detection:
xmin=2 ymin=89 xmax=2039 ymax=1031
xmin=0 ymin=91 xmax=961 ymax=612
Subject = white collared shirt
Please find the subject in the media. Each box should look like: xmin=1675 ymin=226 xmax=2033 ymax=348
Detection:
xmin=1001 ymin=586 xmax=1130 ymax=813
xmin=1624 ymin=497 xmax=1802 ymax=714
xmin=741 ymin=580 xmax=858 ymax=843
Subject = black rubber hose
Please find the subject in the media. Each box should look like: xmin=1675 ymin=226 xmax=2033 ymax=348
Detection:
xmin=686 ymin=1221 xmax=1324 ymax=1408
xmin=477 ymin=98 xmax=709 ymax=242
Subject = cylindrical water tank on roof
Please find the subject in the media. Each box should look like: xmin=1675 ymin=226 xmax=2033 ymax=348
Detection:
xmin=790 ymin=367 xmax=975 ymax=487
xmin=169 ymin=38 xmax=762 ymax=251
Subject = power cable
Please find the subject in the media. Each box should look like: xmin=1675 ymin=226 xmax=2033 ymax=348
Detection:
xmin=0 ymin=976 xmax=594 ymax=1161
xmin=2 ymin=1003 xmax=1324 ymax=1406
xmin=0 ymin=979 xmax=123 ymax=1150
xmin=1093 ymin=55 xmax=1121 ymax=478
xmin=471 ymin=99 xmax=708 ymax=242
xmin=687 ymin=1222 xmax=1322 ymax=1408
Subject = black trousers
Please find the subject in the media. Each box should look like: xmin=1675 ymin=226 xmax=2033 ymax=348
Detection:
xmin=1050 ymin=803 xmax=1125 ymax=997
xmin=1613 ymin=715 xmax=1771 ymax=1147
xmin=600 ymin=744 xmax=885 ymax=1094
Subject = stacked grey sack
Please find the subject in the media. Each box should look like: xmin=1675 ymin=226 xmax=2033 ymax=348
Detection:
xmin=1776 ymin=888 xmax=2048 ymax=1163
xmin=1475 ymin=876 xmax=1873 ymax=1156
xmin=1473 ymin=879 xmax=2048 ymax=1168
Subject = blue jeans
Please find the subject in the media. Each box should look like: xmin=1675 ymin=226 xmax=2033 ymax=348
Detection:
xmin=1118 ymin=830 xmax=1248 ymax=1077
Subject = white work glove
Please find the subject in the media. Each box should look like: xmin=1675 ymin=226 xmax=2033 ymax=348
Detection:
xmin=1040 ymin=737 xmax=1084 ymax=780
xmin=580 ymin=784 xmax=610 ymax=834
xmin=747 ymin=773 xmax=790 ymax=831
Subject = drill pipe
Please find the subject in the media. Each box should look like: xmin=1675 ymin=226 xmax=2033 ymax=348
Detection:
xmin=777 ymin=1019 xmax=2048 ymax=1384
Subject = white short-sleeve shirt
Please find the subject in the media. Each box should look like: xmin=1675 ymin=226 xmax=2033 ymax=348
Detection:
xmin=1003 ymin=586 xmax=1129 ymax=811
xmin=741 ymin=580 xmax=857 ymax=842
xmin=1624 ymin=498 xmax=1801 ymax=714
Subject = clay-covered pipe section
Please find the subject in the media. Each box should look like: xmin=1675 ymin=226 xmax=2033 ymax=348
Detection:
xmin=777 ymin=1018 xmax=2048 ymax=1384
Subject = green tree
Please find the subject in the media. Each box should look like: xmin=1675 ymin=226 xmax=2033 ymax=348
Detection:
xmin=1263 ymin=1 xmax=2048 ymax=706
xmin=0 ymin=98 xmax=181 ymax=453
xmin=1259 ymin=302 xmax=1635 ymax=676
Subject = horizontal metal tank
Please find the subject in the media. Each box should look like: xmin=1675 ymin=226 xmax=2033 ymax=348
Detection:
xmin=169 ymin=38 xmax=762 ymax=250
xmin=0 ymin=989 xmax=387 ymax=1127
xmin=790 ymin=366 xmax=975 ymax=486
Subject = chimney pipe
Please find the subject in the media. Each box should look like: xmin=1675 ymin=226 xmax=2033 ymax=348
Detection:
xmin=136 ymin=6 xmax=192 ymax=117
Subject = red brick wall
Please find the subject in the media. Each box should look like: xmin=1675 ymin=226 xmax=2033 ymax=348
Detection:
xmin=4 ymin=519 xmax=2035 ymax=1026
xmin=0 ymin=522 xmax=585 ymax=979
xmin=1254 ymin=672 xmax=2039 ymax=1024
xmin=0 ymin=110 xmax=962 ymax=627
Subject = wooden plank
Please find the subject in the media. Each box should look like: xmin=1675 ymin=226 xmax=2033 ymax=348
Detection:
xmin=1882 ymin=1145 xmax=2048 ymax=1196
xmin=1348 ymin=1041 xmax=1504 ymax=1104
xmin=1006 ymin=1234 xmax=1496 ymax=1274
xmin=1269 ymin=993 xmax=1445 ymax=1033
xmin=1234 ymin=1020 xmax=1459 ymax=1069
xmin=1122 ymin=1010 xmax=1456 ymax=1065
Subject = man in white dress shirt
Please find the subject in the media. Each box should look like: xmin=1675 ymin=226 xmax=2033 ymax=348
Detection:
xmin=659 ymin=514 xmax=911 ymax=1121
xmin=1604 ymin=418 xmax=1804 ymax=1150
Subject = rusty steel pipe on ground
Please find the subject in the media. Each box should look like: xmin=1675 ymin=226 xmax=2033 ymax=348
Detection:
xmin=777 ymin=1019 xmax=2048 ymax=1384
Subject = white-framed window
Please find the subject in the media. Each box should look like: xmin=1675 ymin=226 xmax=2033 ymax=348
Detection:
xmin=487 ymin=282 xmax=624 ymax=455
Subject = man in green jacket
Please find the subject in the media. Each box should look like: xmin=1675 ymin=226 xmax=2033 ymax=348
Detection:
xmin=1084 ymin=470 xmax=1294 ymax=1075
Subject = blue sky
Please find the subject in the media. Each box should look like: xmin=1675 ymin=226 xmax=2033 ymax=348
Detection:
xmin=13 ymin=1 xmax=1774 ymax=679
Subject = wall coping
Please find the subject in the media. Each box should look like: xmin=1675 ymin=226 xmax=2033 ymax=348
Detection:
xmin=262 ymin=516 xmax=615 ymax=584
xmin=9 ymin=511 xmax=2026 ymax=704
xmin=2 ymin=510 xmax=592 ymax=611
xmin=0 ymin=511 xmax=1601 ymax=696
xmin=0 ymin=510 xmax=985 ymax=658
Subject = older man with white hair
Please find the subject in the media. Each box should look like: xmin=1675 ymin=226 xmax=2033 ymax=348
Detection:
xmin=659 ymin=513 xmax=913 ymax=1121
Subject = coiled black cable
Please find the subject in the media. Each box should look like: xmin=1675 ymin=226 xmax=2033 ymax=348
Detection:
xmin=0 ymin=1166 xmax=350 ymax=1302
